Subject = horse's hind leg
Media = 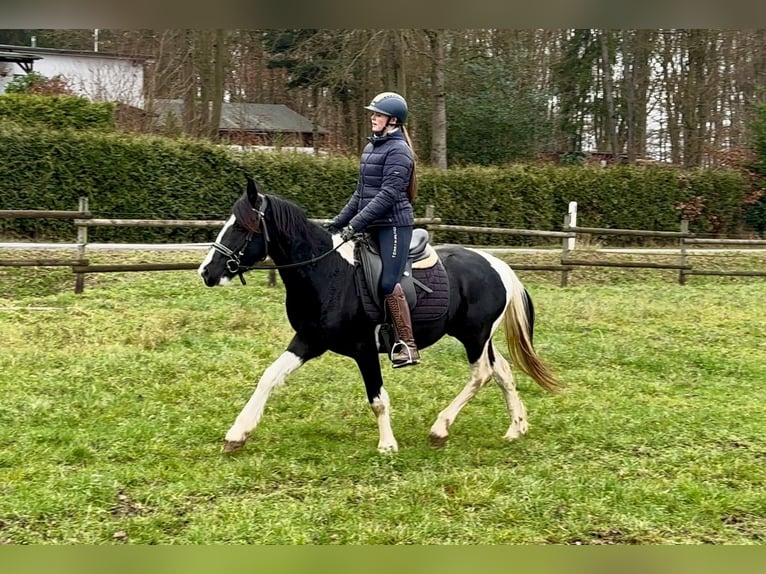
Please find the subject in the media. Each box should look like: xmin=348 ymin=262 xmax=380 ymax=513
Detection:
xmin=490 ymin=343 xmax=528 ymax=441
xmin=428 ymin=348 xmax=493 ymax=448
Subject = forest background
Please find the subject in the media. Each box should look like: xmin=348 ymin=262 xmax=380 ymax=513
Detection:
xmin=2 ymin=29 xmax=766 ymax=238
xmin=3 ymin=29 xmax=766 ymax=168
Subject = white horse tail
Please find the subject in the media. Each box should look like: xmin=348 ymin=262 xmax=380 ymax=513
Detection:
xmin=502 ymin=275 xmax=560 ymax=394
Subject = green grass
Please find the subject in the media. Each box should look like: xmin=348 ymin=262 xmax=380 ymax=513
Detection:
xmin=1 ymin=249 xmax=765 ymax=544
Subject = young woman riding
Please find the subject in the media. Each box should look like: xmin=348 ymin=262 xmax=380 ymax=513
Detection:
xmin=325 ymin=91 xmax=420 ymax=368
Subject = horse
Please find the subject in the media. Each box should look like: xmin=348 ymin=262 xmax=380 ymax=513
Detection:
xmin=198 ymin=176 xmax=560 ymax=453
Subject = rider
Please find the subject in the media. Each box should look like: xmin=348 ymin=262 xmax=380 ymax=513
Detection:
xmin=325 ymin=91 xmax=420 ymax=368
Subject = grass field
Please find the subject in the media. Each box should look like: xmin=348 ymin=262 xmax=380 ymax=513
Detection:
xmin=1 ymin=248 xmax=765 ymax=544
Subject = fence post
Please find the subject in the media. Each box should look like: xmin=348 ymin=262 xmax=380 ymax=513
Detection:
xmin=74 ymin=196 xmax=88 ymax=294
xmin=425 ymin=204 xmax=435 ymax=243
xmin=678 ymin=219 xmax=689 ymax=286
xmin=561 ymin=211 xmax=571 ymax=287
xmin=567 ymin=201 xmax=578 ymax=251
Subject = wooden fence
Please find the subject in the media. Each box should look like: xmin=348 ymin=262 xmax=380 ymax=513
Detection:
xmin=1 ymin=199 xmax=765 ymax=292
xmin=560 ymin=218 xmax=766 ymax=286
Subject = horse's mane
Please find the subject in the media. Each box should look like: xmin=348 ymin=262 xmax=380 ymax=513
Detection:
xmin=234 ymin=192 xmax=315 ymax=241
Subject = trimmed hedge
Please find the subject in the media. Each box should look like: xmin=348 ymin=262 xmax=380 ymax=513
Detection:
xmin=0 ymin=94 xmax=115 ymax=131
xmin=0 ymin=125 xmax=753 ymax=245
xmin=0 ymin=125 xmax=244 ymax=242
xmin=229 ymin=157 xmax=751 ymax=245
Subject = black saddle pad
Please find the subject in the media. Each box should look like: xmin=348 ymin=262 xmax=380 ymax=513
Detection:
xmin=357 ymin=259 xmax=450 ymax=324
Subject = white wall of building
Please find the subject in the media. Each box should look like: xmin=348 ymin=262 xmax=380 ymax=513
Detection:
xmin=1 ymin=52 xmax=145 ymax=107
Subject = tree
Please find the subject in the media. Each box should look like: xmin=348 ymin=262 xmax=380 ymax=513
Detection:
xmin=425 ymin=29 xmax=447 ymax=169
xmin=621 ymin=30 xmax=654 ymax=162
xmin=744 ymin=102 xmax=766 ymax=236
xmin=598 ymin=30 xmax=619 ymax=155
xmin=445 ymin=55 xmax=552 ymax=166
xmin=552 ymin=29 xmax=600 ymax=153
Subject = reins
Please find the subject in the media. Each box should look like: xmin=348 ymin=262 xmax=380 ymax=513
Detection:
xmin=210 ymin=194 xmax=354 ymax=284
xmin=254 ymin=239 xmax=351 ymax=270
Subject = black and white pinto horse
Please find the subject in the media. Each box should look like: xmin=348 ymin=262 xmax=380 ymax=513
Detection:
xmin=198 ymin=177 xmax=559 ymax=453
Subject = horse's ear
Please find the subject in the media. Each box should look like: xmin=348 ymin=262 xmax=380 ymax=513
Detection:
xmin=246 ymin=175 xmax=262 ymax=207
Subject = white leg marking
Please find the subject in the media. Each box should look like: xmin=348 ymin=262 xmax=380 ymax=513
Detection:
xmin=224 ymin=351 xmax=304 ymax=444
xmin=198 ymin=215 xmax=236 ymax=284
xmin=491 ymin=344 xmax=528 ymax=440
xmin=429 ymin=348 xmax=493 ymax=444
xmin=371 ymin=387 xmax=398 ymax=453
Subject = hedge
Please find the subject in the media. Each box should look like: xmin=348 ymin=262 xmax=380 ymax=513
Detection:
xmin=0 ymin=125 xmax=753 ymax=245
xmin=0 ymin=94 xmax=115 ymax=131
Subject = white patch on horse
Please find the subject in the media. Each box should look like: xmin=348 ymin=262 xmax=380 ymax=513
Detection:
xmin=371 ymin=387 xmax=398 ymax=453
xmin=224 ymin=350 xmax=304 ymax=445
xmin=470 ymin=248 xmax=520 ymax=333
xmin=198 ymin=214 xmax=236 ymax=284
xmin=332 ymin=234 xmax=357 ymax=266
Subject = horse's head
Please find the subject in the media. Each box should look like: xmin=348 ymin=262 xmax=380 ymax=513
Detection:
xmin=198 ymin=176 xmax=268 ymax=287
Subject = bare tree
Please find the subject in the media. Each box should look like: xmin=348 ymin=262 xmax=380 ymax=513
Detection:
xmin=425 ymin=29 xmax=447 ymax=169
xmin=621 ymin=30 xmax=654 ymax=162
xmin=599 ymin=30 xmax=619 ymax=156
xmin=26 ymin=28 xmax=766 ymax=168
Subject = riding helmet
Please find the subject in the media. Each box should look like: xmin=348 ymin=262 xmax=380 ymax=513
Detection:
xmin=364 ymin=92 xmax=408 ymax=124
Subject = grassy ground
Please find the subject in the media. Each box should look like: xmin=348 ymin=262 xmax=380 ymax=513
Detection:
xmin=1 ymin=248 xmax=765 ymax=544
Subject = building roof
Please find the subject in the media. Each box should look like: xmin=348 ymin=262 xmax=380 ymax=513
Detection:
xmin=0 ymin=50 xmax=42 ymax=73
xmin=0 ymin=44 xmax=152 ymax=63
xmin=154 ymin=99 xmax=325 ymax=134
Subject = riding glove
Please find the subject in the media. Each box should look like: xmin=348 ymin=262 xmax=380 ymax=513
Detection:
xmin=340 ymin=225 xmax=357 ymax=241
xmin=322 ymin=221 xmax=340 ymax=234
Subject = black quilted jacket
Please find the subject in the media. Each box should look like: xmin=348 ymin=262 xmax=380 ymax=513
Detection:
xmin=333 ymin=129 xmax=414 ymax=232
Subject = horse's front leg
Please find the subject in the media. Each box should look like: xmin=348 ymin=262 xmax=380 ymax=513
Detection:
xmin=223 ymin=335 xmax=322 ymax=453
xmin=355 ymin=349 xmax=398 ymax=453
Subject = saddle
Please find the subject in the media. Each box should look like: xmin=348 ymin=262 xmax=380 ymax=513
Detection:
xmin=356 ymin=228 xmax=438 ymax=311
xmin=354 ymin=229 xmax=450 ymax=356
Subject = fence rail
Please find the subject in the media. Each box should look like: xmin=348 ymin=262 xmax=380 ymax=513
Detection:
xmin=0 ymin=209 xmax=91 ymax=220
xmin=74 ymin=218 xmax=224 ymax=228
xmin=427 ymin=223 xmax=573 ymax=239
xmin=565 ymin=225 xmax=691 ymax=238
xmin=1 ymin=198 xmax=764 ymax=292
xmin=562 ymin=259 xmax=692 ymax=270
xmin=684 ymin=237 xmax=766 ymax=246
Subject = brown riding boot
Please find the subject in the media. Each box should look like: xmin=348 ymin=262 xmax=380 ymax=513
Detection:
xmin=384 ymin=283 xmax=421 ymax=368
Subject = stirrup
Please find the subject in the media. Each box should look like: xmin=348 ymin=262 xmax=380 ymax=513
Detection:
xmin=390 ymin=341 xmax=420 ymax=368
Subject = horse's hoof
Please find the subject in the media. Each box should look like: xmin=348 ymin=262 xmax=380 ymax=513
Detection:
xmin=222 ymin=440 xmax=245 ymax=454
xmin=428 ymin=432 xmax=448 ymax=449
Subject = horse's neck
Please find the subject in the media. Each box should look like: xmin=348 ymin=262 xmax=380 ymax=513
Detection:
xmin=269 ymin=226 xmax=351 ymax=295
xmin=266 ymin=223 xmax=326 ymax=275
xmin=266 ymin=224 xmax=314 ymax=268
xmin=275 ymin=238 xmax=354 ymax=322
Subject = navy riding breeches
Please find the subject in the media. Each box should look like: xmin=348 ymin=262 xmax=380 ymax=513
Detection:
xmin=372 ymin=225 xmax=412 ymax=295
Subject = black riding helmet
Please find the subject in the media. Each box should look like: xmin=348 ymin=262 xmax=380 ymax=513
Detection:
xmin=364 ymin=92 xmax=408 ymax=124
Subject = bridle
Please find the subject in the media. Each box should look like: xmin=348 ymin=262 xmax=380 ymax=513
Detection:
xmin=210 ymin=194 xmax=352 ymax=285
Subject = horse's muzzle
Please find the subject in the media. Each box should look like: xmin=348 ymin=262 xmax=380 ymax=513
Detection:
xmin=199 ymin=266 xmax=218 ymax=287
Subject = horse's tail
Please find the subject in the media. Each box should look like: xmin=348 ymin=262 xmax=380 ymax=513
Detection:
xmin=502 ymin=274 xmax=560 ymax=394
